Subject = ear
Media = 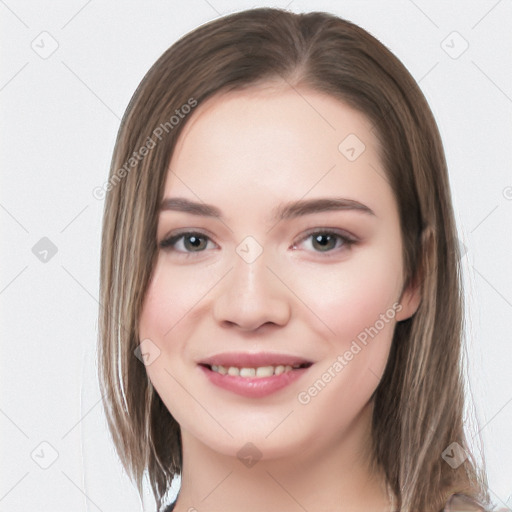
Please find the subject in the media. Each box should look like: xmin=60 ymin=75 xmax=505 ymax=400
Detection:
xmin=395 ymin=275 xmax=422 ymax=322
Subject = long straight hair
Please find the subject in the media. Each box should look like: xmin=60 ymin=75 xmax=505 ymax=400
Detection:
xmin=97 ymin=8 xmax=489 ymax=511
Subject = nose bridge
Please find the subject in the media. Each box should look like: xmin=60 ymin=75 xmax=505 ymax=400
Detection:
xmin=212 ymin=239 xmax=291 ymax=330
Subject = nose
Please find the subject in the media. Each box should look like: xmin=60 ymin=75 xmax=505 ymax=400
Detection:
xmin=212 ymin=249 xmax=291 ymax=332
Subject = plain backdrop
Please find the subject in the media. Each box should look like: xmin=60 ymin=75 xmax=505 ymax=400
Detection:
xmin=1 ymin=1 xmax=511 ymax=511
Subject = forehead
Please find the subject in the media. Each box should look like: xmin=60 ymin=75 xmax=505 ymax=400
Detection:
xmin=173 ymin=82 xmax=377 ymax=161
xmin=163 ymin=83 xmax=394 ymax=222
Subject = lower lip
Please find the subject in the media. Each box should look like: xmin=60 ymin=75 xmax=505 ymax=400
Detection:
xmin=199 ymin=365 xmax=311 ymax=398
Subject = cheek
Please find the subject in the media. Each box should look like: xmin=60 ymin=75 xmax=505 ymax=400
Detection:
xmin=138 ymin=264 xmax=200 ymax=423
xmin=137 ymin=258 xmax=225 ymax=403
xmin=138 ymin=263 xmax=194 ymax=398
xmin=288 ymin=251 xmax=402 ymax=348
xmin=294 ymin=261 xmax=400 ymax=427
xmin=138 ymin=259 xmax=208 ymax=344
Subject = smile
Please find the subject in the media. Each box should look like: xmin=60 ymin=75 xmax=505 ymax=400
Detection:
xmin=207 ymin=363 xmax=310 ymax=378
xmin=198 ymin=353 xmax=314 ymax=398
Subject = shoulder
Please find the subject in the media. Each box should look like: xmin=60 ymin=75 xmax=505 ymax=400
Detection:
xmin=443 ymin=493 xmax=487 ymax=511
xmin=161 ymin=495 xmax=487 ymax=512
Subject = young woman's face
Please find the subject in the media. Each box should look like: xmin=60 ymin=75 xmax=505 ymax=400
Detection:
xmin=139 ymin=83 xmax=419 ymax=462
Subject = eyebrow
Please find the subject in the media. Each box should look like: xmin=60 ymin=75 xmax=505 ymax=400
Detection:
xmin=160 ymin=196 xmax=375 ymax=221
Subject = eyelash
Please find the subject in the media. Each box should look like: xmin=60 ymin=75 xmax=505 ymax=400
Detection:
xmin=159 ymin=229 xmax=357 ymax=258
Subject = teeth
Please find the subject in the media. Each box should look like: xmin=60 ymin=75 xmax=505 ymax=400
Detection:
xmin=256 ymin=366 xmax=274 ymax=377
xmin=240 ymin=367 xmax=255 ymax=377
xmin=227 ymin=366 xmax=240 ymax=376
xmin=210 ymin=364 xmax=299 ymax=378
xmin=274 ymin=365 xmax=285 ymax=375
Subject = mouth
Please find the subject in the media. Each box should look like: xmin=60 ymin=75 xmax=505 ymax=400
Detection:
xmin=199 ymin=361 xmax=313 ymax=378
xmin=197 ymin=352 xmax=314 ymax=398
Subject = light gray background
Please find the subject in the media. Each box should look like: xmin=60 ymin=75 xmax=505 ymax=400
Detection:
xmin=1 ymin=1 xmax=511 ymax=511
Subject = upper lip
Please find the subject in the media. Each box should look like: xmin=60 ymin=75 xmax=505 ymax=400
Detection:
xmin=199 ymin=352 xmax=314 ymax=368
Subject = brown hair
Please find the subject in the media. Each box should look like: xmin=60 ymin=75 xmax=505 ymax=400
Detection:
xmin=97 ymin=7 xmax=490 ymax=511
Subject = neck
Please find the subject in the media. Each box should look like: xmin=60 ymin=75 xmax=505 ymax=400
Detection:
xmin=172 ymin=401 xmax=394 ymax=512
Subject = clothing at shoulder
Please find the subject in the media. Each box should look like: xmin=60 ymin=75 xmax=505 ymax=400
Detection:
xmin=162 ymin=494 xmax=486 ymax=512
xmin=443 ymin=493 xmax=486 ymax=511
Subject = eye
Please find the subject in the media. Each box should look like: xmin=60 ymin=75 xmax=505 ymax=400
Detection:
xmin=292 ymin=229 xmax=356 ymax=255
xmin=159 ymin=231 xmax=215 ymax=254
xmin=159 ymin=229 xmax=357 ymax=257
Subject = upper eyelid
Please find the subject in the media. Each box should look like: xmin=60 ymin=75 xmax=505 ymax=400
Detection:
xmin=296 ymin=227 xmax=357 ymax=243
xmin=160 ymin=230 xmax=217 ymax=249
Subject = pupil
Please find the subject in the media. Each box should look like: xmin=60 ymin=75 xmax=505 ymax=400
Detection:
xmin=187 ymin=235 xmax=204 ymax=250
xmin=314 ymin=234 xmax=334 ymax=251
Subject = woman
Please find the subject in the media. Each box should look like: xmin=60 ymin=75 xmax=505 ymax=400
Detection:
xmin=97 ymin=7 xmax=490 ymax=512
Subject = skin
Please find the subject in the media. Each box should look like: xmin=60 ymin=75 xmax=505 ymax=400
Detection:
xmin=138 ymin=81 xmax=421 ymax=512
